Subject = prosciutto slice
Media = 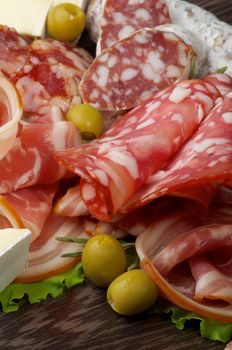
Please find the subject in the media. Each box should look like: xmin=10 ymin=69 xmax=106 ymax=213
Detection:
xmin=54 ymin=184 xmax=88 ymax=217
xmin=136 ymin=209 xmax=232 ymax=323
xmin=123 ymin=89 xmax=232 ymax=212
xmin=3 ymin=184 xmax=57 ymax=241
xmin=0 ymin=76 xmax=23 ymax=160
xmin=56 ymin=80 xmax=220 ymax=221
xmin=16 ymin=213 xmax=90 ymax=282
xmin=0 ymin=121 xmax=81 ymax=194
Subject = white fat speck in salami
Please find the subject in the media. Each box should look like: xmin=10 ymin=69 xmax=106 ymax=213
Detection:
xmin=56 ymin=79 xmax=220 ymax=221
xmin=123 ymin=92 xmax=232 ymax=213
xmin=80 ymin=27 xmax=197 ymax=111
xmin=97 ymin=0 xmax=170 ymax=54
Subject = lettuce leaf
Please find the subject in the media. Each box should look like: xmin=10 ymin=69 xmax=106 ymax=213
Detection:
xmin=154 ymin=299 xmax=232 ymax=343
xmin=0 ymin=262 xmax=85 ymax=313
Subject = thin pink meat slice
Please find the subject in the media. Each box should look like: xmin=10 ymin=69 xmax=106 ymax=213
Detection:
xmin=56 ymin=80 xmax=220 ymax=221
xmin=0 ymin=121 xmax=81 ymax=194
xmin=123 ymin=91 xmax=232 ymax=212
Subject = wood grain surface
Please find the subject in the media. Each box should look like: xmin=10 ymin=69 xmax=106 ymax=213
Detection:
xmin=0 ymin=1 xmax=231 ymax=349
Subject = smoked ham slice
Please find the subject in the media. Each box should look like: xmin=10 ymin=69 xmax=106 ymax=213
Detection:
xmin=56 ymin=80 xmax=220 ymax=221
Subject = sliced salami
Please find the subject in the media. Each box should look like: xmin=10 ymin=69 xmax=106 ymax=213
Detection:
xmin=80 ymin=27 xmax=199 ymax=111
xmin=203 ymin=73 xmax=232 ymax=96
xmin=0 ymin=25 xmax=29 ymax=79
xmin=97 ymin=0 xmax=170 ymax=53
xmin=56 ymin=80 xmax=220 ymax=221
xmin=123 ymin=91 xmax=232 ymax=212
xmin=15 ymin=40 xmax=93 ymax=117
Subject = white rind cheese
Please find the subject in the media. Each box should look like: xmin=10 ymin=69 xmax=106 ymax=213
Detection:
xmin=0 ymin=228 xmax=31 ymax=292
xmin=0 ymin=0 xmax=88 ymax=38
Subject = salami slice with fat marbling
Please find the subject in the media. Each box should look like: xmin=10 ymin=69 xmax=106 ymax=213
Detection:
xmin=80 ymin=26 xmax=199 ymax=111
xmin=97 ymin=0 xmax=171 ymax=53
xmin=123 ymin=91 xmax=232 ymax=212
xmin=56 ymin=80 xmax=220 ymax=221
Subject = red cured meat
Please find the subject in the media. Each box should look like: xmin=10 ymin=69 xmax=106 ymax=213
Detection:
xmin=136 ymin=209 xmax=232 ymax=323
xmin=97 ymin=0 xmax=170 ymax=53
xmin=30 ymin=39 xmax=93 ymax=72
xmin=54 ymin=184 xmax=88 ymax=217
xmin=204 ymin=73 xmax=232 ymax=95
xmin=0 ymin=25 xmax=29 ymax=79
xmin=16 ymin=213 xmax=90 ymax=282
xmin=0 ymin=121 xmax=81 ymax=194
xmin=15 ymin=40 xmax=93 ymax=117
xmin=123 ymin=91 xmax=232 ymax=212
xmin=3 ymin=184 xmax=57 ymax=241
xmin=56 ymin=80 xmax=220 ymax=221
xmin=80 ymin=28 xmax=197 ymax=111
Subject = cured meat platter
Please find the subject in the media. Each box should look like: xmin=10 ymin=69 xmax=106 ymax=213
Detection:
xmin=0 ymin=0 xmax=231 ymax=349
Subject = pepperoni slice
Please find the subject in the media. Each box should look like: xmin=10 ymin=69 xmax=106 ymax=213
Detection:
xmin=97 ymin=0 xmax=170 ymax=53
xmin=56 ymin=80 xmax=220 ymax=221
xmin=80 ymin=27 xmax=198 ymax=111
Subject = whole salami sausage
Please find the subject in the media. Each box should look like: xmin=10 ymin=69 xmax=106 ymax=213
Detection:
xmin=56 ymin=79 xmax=220 ymax=221
xmin=97 ymin=0 xmax=171 ymax=54
xmin=80 ymin=26 xmax=203 ymax=111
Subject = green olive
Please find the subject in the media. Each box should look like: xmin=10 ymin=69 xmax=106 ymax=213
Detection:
xmin=66 ymin=104 xmax=103 ymax=139
xmin=82 ymin=234 xmax=127 ymax=288
xmin=107 ymin=269 xmax=158 ymax=315
xmin=47 ymin=3 xmax=85 ymax=42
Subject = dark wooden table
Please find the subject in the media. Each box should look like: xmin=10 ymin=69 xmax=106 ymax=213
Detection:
xmin=0 ymin=1 xmax=231 ymax=349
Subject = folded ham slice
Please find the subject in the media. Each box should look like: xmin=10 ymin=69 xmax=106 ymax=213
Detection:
xmin=56 ymin=79 xmax=220 ymax=221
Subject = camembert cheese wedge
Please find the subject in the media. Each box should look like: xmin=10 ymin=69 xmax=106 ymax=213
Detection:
xmin=0 ymin=228 xmax=31 ymax=292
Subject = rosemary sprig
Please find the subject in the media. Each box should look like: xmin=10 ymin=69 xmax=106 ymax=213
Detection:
xmin=188 ymin=55 xmax=196 ymax=80
xmin=56 ymin=236 xmax=88 ymax=244
xmin=61 ymin=252 xmax=82 ymax=258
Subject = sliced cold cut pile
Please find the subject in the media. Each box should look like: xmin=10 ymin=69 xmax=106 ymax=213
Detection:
xmin=136 ymin=207 xmax=232 ymax=323
xmin=0 ymin=121 xmax=81 ymax=194
xmin=124 ymin=91 xmax=232 ymax=212
xmin=56 ymin=79 xmax=220 ymax=221
xmin=80 ymin=27 xmax=199 ymax=111
xmin=0 ymin=25 xmax=29 ymax=79
xmin=97 ymin=0 xmax=171 ymax=53
xmin=15 ymin=39 xmax=93 ymax=117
